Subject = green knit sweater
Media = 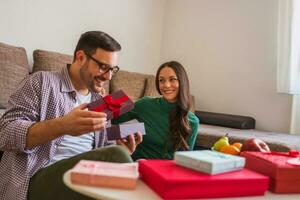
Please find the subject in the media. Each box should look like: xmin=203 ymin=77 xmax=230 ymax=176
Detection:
xmin=112 ymin=97 xmax=199 ymax=160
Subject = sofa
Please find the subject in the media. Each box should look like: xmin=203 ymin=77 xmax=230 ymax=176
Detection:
xmin=1 ymin=42 xmax=300 ymax=161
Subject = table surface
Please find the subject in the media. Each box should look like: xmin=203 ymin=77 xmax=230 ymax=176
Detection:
xmin=63 ymin=170 xmax=300 ymax=200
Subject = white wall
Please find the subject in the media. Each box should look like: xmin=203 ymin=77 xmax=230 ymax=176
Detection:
xmin=160 ymin=0 xmax=292 ymax=132
xmin=0 ymin=0 xmax=165 ymax=73
xmin=0 ymin=0 xmax=294 ymax=132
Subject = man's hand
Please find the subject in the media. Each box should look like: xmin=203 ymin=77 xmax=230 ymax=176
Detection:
xmin=26 ymin=103 xmax=107 ymax=149
xmin=116 ymin=132 xmax=143 ymax=154
xmin=60 ymin=103 xmax=107 ymax=136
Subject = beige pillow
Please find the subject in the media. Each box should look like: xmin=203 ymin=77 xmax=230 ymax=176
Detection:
xmin=144 ymin=76 xmax=160 ymax=97
xmin=110 ymin=70 xmax=148 ymax=101
xmin=32 ymin=49 xmax=110 ymax=95
xmin=33 ymin=49 xmax=73 ymax=72
xmin=0 ymin=42 xmax=29 ymax=67
xmin=0 ymin=61 xmax=29 ymax=108
xmin=0 ymin=42 xmax=29 ymax=108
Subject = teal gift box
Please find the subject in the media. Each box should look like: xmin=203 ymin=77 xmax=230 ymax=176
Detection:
xmin=174 ymin=150 xmax=245 ymax=175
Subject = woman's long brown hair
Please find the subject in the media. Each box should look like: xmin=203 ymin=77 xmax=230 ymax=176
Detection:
xmin=155 ymin=61 xmax=192 ymax=151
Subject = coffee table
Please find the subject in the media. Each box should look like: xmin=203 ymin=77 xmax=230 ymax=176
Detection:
xmin=63 ymin=170 xmax=300 ymax=200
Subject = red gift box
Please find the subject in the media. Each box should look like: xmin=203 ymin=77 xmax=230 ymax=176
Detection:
xmin=87 ymin=90 xmax=134 ymax=120
xmin=241 ymin=151 xmax=300 ymax=193
xmin=138 ymin=160 xmax=269 ymax=199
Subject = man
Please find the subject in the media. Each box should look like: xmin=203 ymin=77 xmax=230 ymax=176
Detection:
xmin=0 ymin=31 xmax=142 ymax=200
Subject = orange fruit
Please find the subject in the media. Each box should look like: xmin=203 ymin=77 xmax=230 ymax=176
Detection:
xmin=220 ymin=145 xmax=240 ymax=155
xmin=232 ymin=142 xmax=243 ymax=150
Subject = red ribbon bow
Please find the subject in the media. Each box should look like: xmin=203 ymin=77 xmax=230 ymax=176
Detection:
xmin=264 ymin=150 xmax=299 ymax=158
xmin=92 ymin=94 xmax=129 ymax=118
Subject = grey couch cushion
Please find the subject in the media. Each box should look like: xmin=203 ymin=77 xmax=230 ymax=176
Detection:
xmin=32 ymin=49 xmax=73 ymax=72
xmin=0 ymin=42 xmax=29 ymax=67
xmin=143 ymin=76 xmax=160 ymax=97
xmin=0 ymin=61 xmax=29 ymax=108
xmin=196 ymin=124 xmax=300 ymax=152
xmin=0 ymin=42 xmax=29 ymax=108
xmin=32 ymin=49 xmax=110 ymax=94
xmin=110 ymin=70 xmax=151 ymax=101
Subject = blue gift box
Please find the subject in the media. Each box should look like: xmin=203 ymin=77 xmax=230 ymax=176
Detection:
xmin=174 ymin=150 xmax=245 ymax=175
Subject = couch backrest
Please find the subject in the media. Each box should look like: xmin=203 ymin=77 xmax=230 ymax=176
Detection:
xmin=110 ymin=70 xmax=160 ymax=101
xmin=32 ymin=49 xmax=111 ymax=95
xmin=33 ymin=49 xmax=73 ymax=72
xmin=0 ymin=42 xmax=160 ymax=108
xmin=0 ymin=42 xmax=30 ymax=109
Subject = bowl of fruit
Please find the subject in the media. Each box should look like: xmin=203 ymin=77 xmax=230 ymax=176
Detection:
xmin=212 ymin=134 xmax=271 ymax=155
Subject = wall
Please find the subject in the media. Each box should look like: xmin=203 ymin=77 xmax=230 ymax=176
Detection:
xmin=0 ymin=0 xmax=294 ymax=133
xmin=160 ymin=0 xmax=293 ymax=132
xmin=0 ymin=0 xmax=165 ymax=73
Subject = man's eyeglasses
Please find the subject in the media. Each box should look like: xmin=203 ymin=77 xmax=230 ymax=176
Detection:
xmin=85 ymin=52 xmax=119 ymax=75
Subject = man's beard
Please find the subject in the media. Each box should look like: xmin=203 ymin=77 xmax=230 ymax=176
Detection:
xmin=79 ymin=64 xmax=107 ymax=93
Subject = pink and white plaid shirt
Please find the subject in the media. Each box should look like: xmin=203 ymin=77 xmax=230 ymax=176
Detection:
xmin=0 ymin=66 xmax=109 ymax=200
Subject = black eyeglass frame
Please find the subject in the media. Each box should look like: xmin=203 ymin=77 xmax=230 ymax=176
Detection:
xmin=84 ymin=52 xmax=120 ymax=75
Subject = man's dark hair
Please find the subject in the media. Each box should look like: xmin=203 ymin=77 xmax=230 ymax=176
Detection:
xmin=73 ymin=31 xmax=121 ymax=61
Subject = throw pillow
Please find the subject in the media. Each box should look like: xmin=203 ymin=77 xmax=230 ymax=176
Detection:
xmin=0 ymin=42 xmax=29 ymax=67
xmin=0 ymin=61 xmax=29 ymax=108
xmin=110 ymin=70 xmax=147 ymax=101
xmin=143 ymin=76 xmax=160 ymax=97
xmin=32 ymin=49 xmax=110 ymax=94
xmin=32 ymin=49 xmax=73 ymax=72
xmin=0 ymin=42 xmax=29 ymax=108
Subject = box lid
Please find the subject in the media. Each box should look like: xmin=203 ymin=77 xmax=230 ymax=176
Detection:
xmin=174 ymin=150 xmax=245 ymax=174
xmin=241 ymin=151 xmax=300 ymax=180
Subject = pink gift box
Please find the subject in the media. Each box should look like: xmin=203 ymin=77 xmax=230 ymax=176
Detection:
xmin=70 ymin=160 xmax=139 ymax=190
xmin=241 ymin=151 xmax=300 ymax=193
xmin=139 ymin=160 xmax=269 ymax=199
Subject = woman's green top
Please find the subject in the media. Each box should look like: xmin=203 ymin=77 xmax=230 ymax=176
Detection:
xmin=112 ymin=97 xmax=199 ymax=160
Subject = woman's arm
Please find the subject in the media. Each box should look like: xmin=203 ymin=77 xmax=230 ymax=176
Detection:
xmin=112 ymin=111 xmax=135 ymax=124
xmin=187 ymin=113 xmax=200 ymax=150
xmin=112 ymin=97 xmax=150 ymax=124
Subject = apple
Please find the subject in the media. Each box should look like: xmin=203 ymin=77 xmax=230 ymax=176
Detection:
xmin=241 ymin=138 xmax=270 ymax=152
xmin=212 ymin=134 xmax=229 ymax=151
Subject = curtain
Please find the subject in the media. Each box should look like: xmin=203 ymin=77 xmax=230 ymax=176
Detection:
xmin=291 ymin=95 xmax=300 ymax=134
xmin=277 ymin=0 xmax=300 ymax=94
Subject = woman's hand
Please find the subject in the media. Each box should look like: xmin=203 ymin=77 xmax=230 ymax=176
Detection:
xmin=116 ymin=132 xmax=143 ymax=154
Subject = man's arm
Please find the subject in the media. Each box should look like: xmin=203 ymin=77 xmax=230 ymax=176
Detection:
xmin=26 ymin=104 xmax=107 ymax=149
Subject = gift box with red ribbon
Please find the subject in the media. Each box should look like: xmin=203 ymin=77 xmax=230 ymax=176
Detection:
xmin=106 ymin=122 xmax=146 ymax=141
xmin=241 ymin=151 xmax=300 ymax=193
xmin=87 ymin=90 xmax=134 ymax=120
xmin=139 ymin=160 xmax=269 ymax=199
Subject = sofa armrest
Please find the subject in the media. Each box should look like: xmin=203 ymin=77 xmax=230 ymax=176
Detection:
xmin=195 ymin=111 xmax=255 ymax=129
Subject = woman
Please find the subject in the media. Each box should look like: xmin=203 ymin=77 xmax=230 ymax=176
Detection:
xmin=113 ymin=61 xmax=199 ymax=160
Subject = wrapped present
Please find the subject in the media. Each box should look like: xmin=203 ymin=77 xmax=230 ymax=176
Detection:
xmin=174 ymin=150 xmax=245 ymax=174
xmin=139 ymin=160 xmax=269 ymax=199
xmin=241 ymin=151 xmax=300 ymax=193
xmin=106 ymin=122 xmax=146 ymax=141
xmin=87 ymin=90 xmax=134 ymax=120
xmin=70 ymin=160 xmax=139 ymax=190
